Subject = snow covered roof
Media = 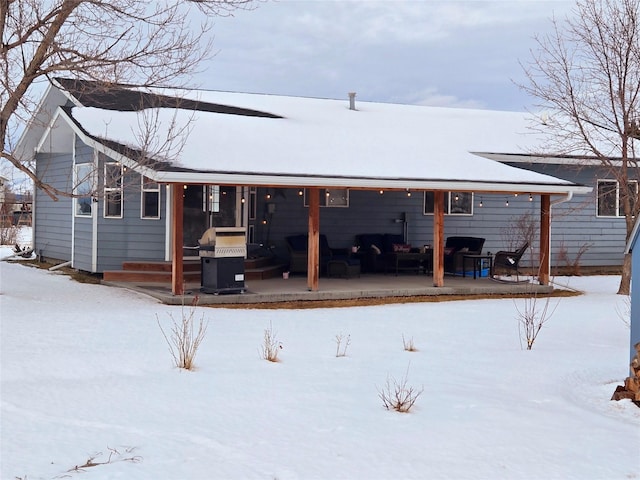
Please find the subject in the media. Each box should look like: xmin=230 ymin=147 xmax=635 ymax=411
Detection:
xmin=23 ymin=79 xmax=592 ymax=195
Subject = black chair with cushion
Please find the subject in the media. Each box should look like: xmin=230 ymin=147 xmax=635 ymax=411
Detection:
xmin=493 ymin=242 xmax=529 ymax=278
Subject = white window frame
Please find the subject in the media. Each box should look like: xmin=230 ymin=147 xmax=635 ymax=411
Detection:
xmin=204 ymin=185 xmax=221 ymax=213
xmin=249 ymin=186 xmax=257 ymax=220
xmin=141 ymin=176 xmax=160 ymax=219
xmin=74 ymin=163 xmax=95 ymax=217
xmin=303 ymin=188 xmax=350 ymax=207
xmin=423 ymin=191 xmax=474 ymax=216
xmin=596 ymin=179 xmax=638 ymax=218
xmin=104 ymin=162 xmax=123 ymax=218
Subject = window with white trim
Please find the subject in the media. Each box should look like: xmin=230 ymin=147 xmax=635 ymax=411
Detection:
xmin=303 ymin=188 xmax=349 ymax=207
xmin=204 ymin=185 xmax=220 ymax=212
xmin=104 ymin=162 xmax=123 ymax=218
xmin=249 ymin=187 xmax=257 ymax=220
xmin=597 ymin=179 xmax=637 ymax=217
xmin=74 ymin=163 xmax=94 ymax=216
xmin=424 ymin=191 xmax=473 ymax=215
xmin=141 ymin=176 xmax=160 ymax=219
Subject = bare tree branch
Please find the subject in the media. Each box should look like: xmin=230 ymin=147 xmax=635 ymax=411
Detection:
xmin=1 ymin=0 xmax=255 ymax=198
xmin=520 ymin=0 xmax=640 ymax=294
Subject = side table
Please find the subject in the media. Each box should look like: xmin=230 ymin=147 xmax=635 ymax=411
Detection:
xmin=462 ymin=254 xmax=493 ymax=279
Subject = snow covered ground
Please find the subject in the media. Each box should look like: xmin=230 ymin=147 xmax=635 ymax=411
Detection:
xmin=1 ymin=232 xmax=639 ymax=479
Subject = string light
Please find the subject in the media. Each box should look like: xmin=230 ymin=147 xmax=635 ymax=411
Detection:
xmin=265 ymin=192 xmax=271 ymax=199
xmin=298 ymin=189 xmax=304 ymax=196
xmin=479 ymin=197 xmax=483 ymax=207
xmin=505 ymin=198 xmax=509 ymax=207
xmin=529 ymin=194 xmax=533 ymax=202
xmin=379 ymin=190 xmax=384 ymax=195
xmin=406 ymin=189 xmax=411 ymax=197
xmin=241 ymin=197 xmax=245 ymax=204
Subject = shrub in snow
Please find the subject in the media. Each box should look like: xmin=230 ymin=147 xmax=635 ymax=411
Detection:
xmin=377 ymin=364 xmax=424 ymax=413
xmin=515 ymin=285 xmax=559 ymax=350
xmin=157 ymin=296 xmax=208 ymax=370
xmin=260 ymin=321 xmax=282 ymax=362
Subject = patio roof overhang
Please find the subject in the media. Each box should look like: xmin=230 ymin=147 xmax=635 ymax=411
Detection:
xmin=148 ymin=169 xmax=592 ymax=196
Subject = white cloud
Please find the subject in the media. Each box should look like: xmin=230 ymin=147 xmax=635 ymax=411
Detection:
xmin=198 ymin=0 xmax=575 ymax=110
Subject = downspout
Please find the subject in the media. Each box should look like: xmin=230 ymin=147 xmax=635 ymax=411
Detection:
xmin=546 ymin=191 xmax=574 ymax=282
xmin=551 ymin=191 xmax=573 ymax=207
xmin=49 ymin=260 xmax=72 ymax=271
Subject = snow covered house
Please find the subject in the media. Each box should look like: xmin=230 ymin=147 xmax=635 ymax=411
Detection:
xmin=14 ymin=78 xmax=595 ymax=294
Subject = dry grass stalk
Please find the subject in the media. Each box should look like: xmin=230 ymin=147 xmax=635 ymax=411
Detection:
xmin=335 ymin=333 xmax=351 ymax=357
xmin=65 ymin=446 xmax=142 ymax=474
xmin=260 ymin=321 xmax=282 ymax=362
xmin=402 ymin=334 xmax=417 ymax=352
xmin=157 ymin=296 xmax=208 ymax=370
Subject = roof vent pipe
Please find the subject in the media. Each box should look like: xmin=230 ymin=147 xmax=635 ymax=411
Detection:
xmin=348 ymin=92 xmax=356 ymax=110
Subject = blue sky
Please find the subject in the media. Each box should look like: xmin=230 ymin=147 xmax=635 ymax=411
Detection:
xmin=198 ymin=0 xmax=574 ymax=111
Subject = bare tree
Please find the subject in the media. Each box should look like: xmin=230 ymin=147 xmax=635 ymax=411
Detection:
xmin=0 ymin=0 xmax=254 ymax=199
xmin=521 ymin=0 xmax=640 ymax=295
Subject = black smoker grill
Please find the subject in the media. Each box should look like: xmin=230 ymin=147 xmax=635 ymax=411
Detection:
xmin=198 ymin=227 xmax=247 ymax=294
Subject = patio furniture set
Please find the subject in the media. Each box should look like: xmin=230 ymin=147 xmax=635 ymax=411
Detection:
xmin=285 ymin=233 xmax=529 ymax=280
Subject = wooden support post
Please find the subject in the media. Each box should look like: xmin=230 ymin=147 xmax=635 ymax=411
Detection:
xmin=539 ymin=194 xmax=551 ymax=286
xmin=307 ymin=187 xmax=320 ymax=291
xmin=171 ymin=183 xmax=185 ymax=296
xmin=432 ymin=190 xmax=445 ymax=287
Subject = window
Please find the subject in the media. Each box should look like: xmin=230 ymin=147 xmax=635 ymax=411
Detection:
xmin=204 ymin=185 xmax=220 ymax=213
xmin=141 ymin=176 xmax=160 ymax=219
xmin=74 ymin=163 xmax=94 ymax=216
xmin=424 ymin=191 xmax=473 ymax=215
xmin=303 ymin=188 xmax=349 ymax=207
xmin=249 ymin=187 xmax=257 ymax=220
xmin=104 ymin=162 xmax=123 ymax=218
xmin=597 ymin=180 xmax=638 ymax=217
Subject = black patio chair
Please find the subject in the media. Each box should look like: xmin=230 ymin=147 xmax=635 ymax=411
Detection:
xmin=492 ymin=242 xmax=529 ymax=279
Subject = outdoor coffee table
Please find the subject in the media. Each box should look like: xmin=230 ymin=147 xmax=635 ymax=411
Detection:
xmin=386 ymin=251 xmax=433 ymax=275
xmin=462 ymin=254 xmax=493 ymax=279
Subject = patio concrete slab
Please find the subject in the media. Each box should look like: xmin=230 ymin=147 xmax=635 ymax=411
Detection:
xmin=102 ymin=273 xmax=553 ymax=306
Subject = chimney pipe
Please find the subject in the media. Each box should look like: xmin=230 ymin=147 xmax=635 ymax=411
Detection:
xmin=348 ymin=92 xmax=356 ymax=110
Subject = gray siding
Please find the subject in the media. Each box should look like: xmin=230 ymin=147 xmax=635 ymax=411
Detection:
xmin=35 ymin=137 xmax=168 ymax=273
xmin=506 ymin=163 xmax=627 ymax=268
xmin=34 ymin=151 xmax=73 ymax=263
xmin=254 ymin=178 xmax=620 ymax=269
xmin=71 ymin=141 xmax=95 ymax=271
xmin=93 ymin=153 xmax=167 ymax=272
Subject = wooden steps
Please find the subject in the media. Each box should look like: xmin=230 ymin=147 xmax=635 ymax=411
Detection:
xmin=103 ymin=257 xmax=286 ymax=283
xmin=244 ymin=256 xmax=287 ymax=280
xmin=103 ymin=260 xmax=200 ymax=283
